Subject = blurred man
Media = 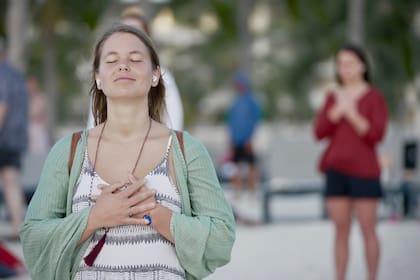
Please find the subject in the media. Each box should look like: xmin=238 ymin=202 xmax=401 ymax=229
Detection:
xmin=0 ymin=37 xmax=28 ymax=239
xmin=228 ymin=71 xmax=261 ymax=198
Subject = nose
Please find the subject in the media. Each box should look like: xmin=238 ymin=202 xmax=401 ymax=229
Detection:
xmin=118 ymin=64 xmax=130 ymax=72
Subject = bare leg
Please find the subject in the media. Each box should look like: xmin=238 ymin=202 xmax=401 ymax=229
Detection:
xmin=231 ymin=168 xmax=243 ymax=199
xmin=354 ymin=199 xmax=380 ymax=280
xmin=327 ymin=197 xmax=353 ymax=280
xmin=247 ymin=163 xmax=259 ymax=193
xmin=0 ymin=167 xmax=25 ymax=237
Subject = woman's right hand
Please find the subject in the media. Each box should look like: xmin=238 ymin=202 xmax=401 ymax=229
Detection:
xmin=328 ymin=92 xmax=349 ymax=123
xmin=89 ymin=179 xmax=156 ymax=229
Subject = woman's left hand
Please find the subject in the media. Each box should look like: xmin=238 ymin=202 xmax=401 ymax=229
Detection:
xmin=125 ymin=173 xmax=157 ymax=220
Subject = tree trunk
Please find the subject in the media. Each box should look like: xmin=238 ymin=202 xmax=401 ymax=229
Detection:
xmin=236 ymin=0 xmax=254 ymax=75
xmin=347 ymin=0 xmax=365 ymax=46
xmin=6 ymin=0 xmax=28 ymax=71
xmin=42 ymin=28 xmax=58 ymax=138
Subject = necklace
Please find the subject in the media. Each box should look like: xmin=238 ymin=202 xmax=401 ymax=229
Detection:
xmin=93 ymin=118 xmax=152 ymax=178
xmin=84 ymin=117 xmax=153 ymax=267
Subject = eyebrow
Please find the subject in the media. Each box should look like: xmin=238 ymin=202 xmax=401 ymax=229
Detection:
xmin=104 ymin=50 xmax=145 ymax=57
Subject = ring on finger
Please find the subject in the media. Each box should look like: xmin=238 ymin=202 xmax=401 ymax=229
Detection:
xmin=120 ymin=184 xmax=128 ymax=191
xmin=128 ymin=208 xmax=134 ymax=218
xmin=143 ymin=212 xmax=152 ymax=226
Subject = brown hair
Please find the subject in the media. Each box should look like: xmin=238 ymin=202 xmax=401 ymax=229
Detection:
xmin=121 ymin=6 xmax=150 ymax=35
xmin=335 ymin=44 xmax=371 ymax=85
xmin=90 ymin=24 xmax=165 ymax=125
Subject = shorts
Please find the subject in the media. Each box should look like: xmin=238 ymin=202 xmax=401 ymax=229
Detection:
xmin=233 ymin=144 xmax=256 ymax=164
xmin=325 ymin=169 xmax=382 ymax=198
xmin=0 ymin=148 xmax=22 ymax=169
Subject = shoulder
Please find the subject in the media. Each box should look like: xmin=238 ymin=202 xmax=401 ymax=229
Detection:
xmin=322 ymin=90 xmax=337 ymax=105
xmin=366 ymin=86 xmax=387 ymax=103
xmin=181 ymin=131 xmax=210 ymax=157
xmin=0 ymin=62 xmax=24 ymax=81
xmin=367 ymin=86 xmax=384 ymax=97
xmin=38 ymin=134 xmax=73 ymax=173
xmin=48 ymin=134 xmax=73 ymax=158
xmin=45 ymin=130 xmax=87 ymax=166
xmin=183 ymin=131 xmax=204 ymax=146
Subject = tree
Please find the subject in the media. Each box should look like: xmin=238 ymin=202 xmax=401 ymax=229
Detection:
xmin=6 ymin=0 xmax=29 ymax=71
xmin=29 ymin=0 xmax=111 ymax=133
xmin=347 ymin=0 xmax=365 ymax=46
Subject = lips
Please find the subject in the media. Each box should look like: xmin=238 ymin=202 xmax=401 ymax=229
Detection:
xmin=114 ymin=77 xmax=136 ymax=82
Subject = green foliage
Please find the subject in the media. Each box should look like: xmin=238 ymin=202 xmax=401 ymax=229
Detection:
xmin=27 ymin=0 xmax=112 ymax=122
xmin=282 ymin=0 xmax=420 ymax=118
xmin=4 ymin=0 xmax=419 ymax=124
xmin=0 ymin=1 xmax=6 ymax=37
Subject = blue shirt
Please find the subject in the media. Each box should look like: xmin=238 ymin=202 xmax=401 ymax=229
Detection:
xmin=0 ymin=61 xmax=28 ymax=151
xmin=228 ymin=92 xmax=261 ymax=146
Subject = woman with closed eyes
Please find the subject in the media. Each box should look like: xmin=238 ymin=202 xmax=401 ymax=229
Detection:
xmin=20 ymin=24 xmax=235 ymax=280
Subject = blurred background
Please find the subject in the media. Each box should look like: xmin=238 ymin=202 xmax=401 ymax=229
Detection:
xmin=1 ymin=0 xmax=419 ymax=128
xmin=1 ymin=0 xmax=420 ymax=279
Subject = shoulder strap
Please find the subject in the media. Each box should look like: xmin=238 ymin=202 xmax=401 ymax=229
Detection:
xmin=68 ymin=131 xmax=83 ymax=174
xmin=175 ymin=130 xmax=185 ymax=160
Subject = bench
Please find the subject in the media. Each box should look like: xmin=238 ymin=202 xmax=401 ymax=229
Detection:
xmin=262 ymin=178 xmax=324 ymax=223
xmin=262 ymin=179 xmax=413 ymax=223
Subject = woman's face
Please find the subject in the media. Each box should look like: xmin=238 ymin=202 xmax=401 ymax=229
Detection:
xmin=336 ymin=50 xmax=365 ymax=85
xmin=96 ymin=32 xmax=159 ymax=99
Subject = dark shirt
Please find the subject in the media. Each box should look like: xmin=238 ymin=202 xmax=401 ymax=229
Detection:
xmin=0 ymin=61 xmax=28 ymax=151
xmin=313 ymin=87 xmax=388 ymax=179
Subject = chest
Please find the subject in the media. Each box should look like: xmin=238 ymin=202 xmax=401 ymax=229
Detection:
xmin=87 ymin=135 xmax=172 ymax=184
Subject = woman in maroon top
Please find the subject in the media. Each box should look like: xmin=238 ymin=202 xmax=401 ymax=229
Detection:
xmin=314 ymin=45 xmax=388 ymax=280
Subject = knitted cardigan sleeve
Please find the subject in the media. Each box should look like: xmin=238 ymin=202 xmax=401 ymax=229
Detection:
xmin=170 ymin=132 xmax=236 ymax=279
xmin=19 ymin=135 xmax=90 ymax=280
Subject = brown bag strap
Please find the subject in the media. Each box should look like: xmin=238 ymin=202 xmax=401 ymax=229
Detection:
xmin=175 ymin=130 xmax=185 ymax=160
xmin=68 ymin=131 xmax=83 ymax=174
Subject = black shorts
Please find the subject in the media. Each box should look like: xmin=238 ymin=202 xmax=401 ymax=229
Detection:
xmin=325 ymin=169 xmax=382 ymax=198
xmin=0 ymin=148 xmax=22 ymax=169
xmin=233 ymin=145 xmax=256 ymax=164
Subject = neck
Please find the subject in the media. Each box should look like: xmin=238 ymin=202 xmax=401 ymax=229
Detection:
xmin=341 ymin=80 xmax=368 ymax=93
xmin=105 ymin=100 xmax=151 ymax=140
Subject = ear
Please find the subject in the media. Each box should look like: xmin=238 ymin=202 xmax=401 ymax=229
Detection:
xmin=151 ymin=66 xmax=161 ymax=87
xmin=95 ymin=73 xmax=102 ymax=90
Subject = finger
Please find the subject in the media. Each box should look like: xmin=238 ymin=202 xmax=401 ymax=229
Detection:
xmin=128 ymin=173 xmax=139 ymax=183
xmin=128 ymin=202 xmax=156 ymax=218
xmin=124 ymin=179 xmax=147 ymax=197
xmin=104 ymin=181 xmax=128 ymax=194
xmin=128 ymin=174 xmax=150 ymax=191
xmin=91 ymin=195 xmax=98 ymax=201
xmin=127 ymin=217 xmax=153 ymax=226
xmin=142 ymin=195 xmax=155 ymax=205
xmin=128 ymin=189 xmax=156 ymax=206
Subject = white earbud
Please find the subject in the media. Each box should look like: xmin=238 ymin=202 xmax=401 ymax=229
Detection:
xmin=96 ymin=79 xmax=101 ymax=88
xmin=152 ymin=75 xmax=158 ymax=83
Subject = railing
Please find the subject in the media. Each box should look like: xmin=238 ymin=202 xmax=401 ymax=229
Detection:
xmin=261 ymin=178 xmax=420 ymax=223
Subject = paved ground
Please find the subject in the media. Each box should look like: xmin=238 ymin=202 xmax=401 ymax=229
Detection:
xmin=207 ymin=220 xmax=420 ymax=280
xmin=1 ymin=123 xmax=419 ymax=279
xmin=1 ymin=220 xmax=419 ymax=280
xmin=1 ymin=191 xmax=419 ymax=280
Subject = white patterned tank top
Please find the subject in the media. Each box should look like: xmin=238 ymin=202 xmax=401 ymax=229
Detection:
xmin=72 ymin=135 xmax=186 ymax=280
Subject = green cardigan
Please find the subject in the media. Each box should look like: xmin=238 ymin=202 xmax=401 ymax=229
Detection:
xmin=20 ymin=130 xmax=235 ymax=280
